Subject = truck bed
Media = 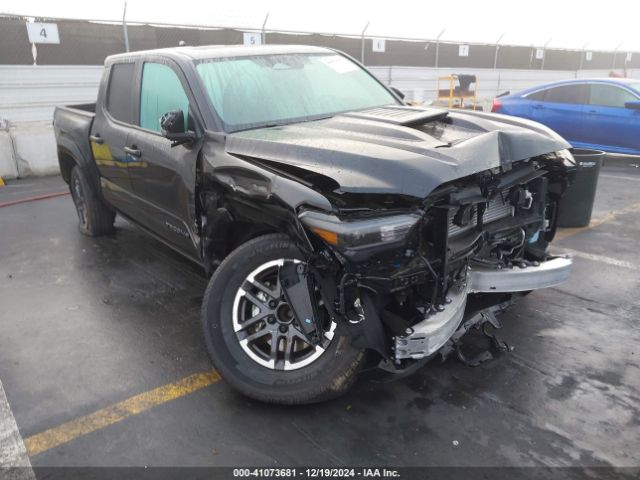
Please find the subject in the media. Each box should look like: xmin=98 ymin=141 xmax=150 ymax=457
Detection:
xmin=53 ymin=104 xmax=97 ymax=184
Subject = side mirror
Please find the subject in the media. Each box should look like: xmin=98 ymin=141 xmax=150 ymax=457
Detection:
xmin=390 ymin=86 xmax=405 ymax=100
xmin=160 ymin=110 xmax=196 ymax=147
xmin=624 ymin=101 xmax=640 ymax=110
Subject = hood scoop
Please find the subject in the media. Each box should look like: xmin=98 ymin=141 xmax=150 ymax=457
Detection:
xmin=340 ymin=105 xmax=448 ymax=126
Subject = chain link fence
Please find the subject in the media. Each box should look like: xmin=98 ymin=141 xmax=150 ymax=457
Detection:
xmin=1 ymin=13 xmax=638 ymax=71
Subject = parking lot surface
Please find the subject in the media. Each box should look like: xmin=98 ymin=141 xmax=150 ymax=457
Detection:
xmin=1 ymin=164 xmax=639 ymax=470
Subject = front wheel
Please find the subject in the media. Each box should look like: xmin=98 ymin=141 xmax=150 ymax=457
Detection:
xmin=201 ymin=234 xmax=365 ymax=404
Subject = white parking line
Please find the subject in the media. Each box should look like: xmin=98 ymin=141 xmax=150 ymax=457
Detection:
xmin=0 ymin=378 xmax=35 ymax=478
xmin=556 ymin=248 xmax=638 ymax=271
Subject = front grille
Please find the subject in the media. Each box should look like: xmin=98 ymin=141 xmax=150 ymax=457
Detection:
xmin=448 ymin=188 xmax=514 ymax=237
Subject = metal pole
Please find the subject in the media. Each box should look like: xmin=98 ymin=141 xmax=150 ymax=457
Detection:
xmin=540 ymin=37 xmax=552 ymax=70
xmin=122 ymin=1 xmax=130 ymax=53
xmin=261 ymin=13 xmax=269 ymax=44
xmin=360 ymin=21 xmax=370 ymax=64
xmin=493 ymin=32 xmax=505 ymax=69
xmin=578 ymin=41 xmax=589 ymax=72
xmin=612 ymin=43 xmax=622 ymax=70
xmin=434 ymin=28 xmax=445 ymax=69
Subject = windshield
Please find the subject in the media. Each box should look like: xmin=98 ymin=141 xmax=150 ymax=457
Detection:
xmin=195 ymin=53 xmax=398 ymax=131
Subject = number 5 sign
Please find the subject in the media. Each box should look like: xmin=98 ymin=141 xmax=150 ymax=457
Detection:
xmin=26 ymin=22 xmax=60 ymax=44
xmin=243 ymin=32 xmax=262 ymax=46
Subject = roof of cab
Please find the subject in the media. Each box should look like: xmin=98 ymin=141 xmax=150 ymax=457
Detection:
xmin=105 ymin=44 xmax=335 ymax=64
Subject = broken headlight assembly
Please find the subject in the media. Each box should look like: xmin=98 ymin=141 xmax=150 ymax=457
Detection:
xmin=549 ymin=148 xmax=576 ymax=167
xmin=299 ymin=211 xmax=421 ymax=256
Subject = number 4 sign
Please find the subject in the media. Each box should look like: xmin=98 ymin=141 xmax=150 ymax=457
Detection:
xmin=26 ymin=22 xmax=60 ymax=44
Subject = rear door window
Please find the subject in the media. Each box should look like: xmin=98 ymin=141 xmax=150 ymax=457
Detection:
xmin=588 ymin=84 xmax=638 ymax=108
xmin=526 ymin=90 xmax=547 ymax=101
xmin=139 ymin=62 xmax=189 ymax=133
xmin=106 ymin=63 xmax=136 ymax=124
xmin=527 ymin=84 xmax=588 ymax=104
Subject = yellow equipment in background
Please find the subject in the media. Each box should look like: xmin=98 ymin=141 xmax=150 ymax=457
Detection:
xmin=437 ymin=74 xmax=479 ymax=109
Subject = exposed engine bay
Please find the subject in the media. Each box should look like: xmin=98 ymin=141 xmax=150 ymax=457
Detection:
xmin=291 ymin=149 xmax=574 ymax=369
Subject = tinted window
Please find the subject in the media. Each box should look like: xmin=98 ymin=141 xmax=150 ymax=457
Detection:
xmin=589 ymin=84 xmax=638 ymax=108
xmin=527 ymin=84 xmax=587 ymax=104
xmin=140 ymin=63 xmax=189 ymax=133
xmin=106 ymin=63 xmax=135 ymax=124
xmin=527 ymin=90 xmax=547 ymax=101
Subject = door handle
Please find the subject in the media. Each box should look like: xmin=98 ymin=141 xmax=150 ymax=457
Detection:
xmin=587 ymin=110 xmax=597 ymax=114
xmin=124 ymin=146 xmax=141 ymax=157
xmin=89 ymin=134 xmax=104 ymax=144
xmin=532 ymin=104 xmax=544 ymax=110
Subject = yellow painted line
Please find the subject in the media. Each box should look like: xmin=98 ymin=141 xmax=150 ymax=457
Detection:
xmin=24 ymin=370 xmax=220 ymax=456
xmin=555 ymin=201 xmax=640 ymax=241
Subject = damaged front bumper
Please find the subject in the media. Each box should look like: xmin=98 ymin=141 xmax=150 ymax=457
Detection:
xmin=394 ymin=255 xmax=572 ymax=360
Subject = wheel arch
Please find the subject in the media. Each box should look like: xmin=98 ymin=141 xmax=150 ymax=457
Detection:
xmin=57 ymin=146 xmax=77 ymax=184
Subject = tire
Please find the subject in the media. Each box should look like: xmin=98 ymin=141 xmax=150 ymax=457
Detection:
xmin=201 ymin=233 xmax=365 ymax=404
xmin=69 ymin=165 xmax=115 ymax=236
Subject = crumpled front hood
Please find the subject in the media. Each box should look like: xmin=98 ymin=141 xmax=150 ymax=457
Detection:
xmin=225 ymin=105 xmax=571 ymax=199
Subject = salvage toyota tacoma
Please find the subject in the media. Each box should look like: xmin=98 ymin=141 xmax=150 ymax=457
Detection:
xmin=53 ymin=45 xmax=574 ymax=404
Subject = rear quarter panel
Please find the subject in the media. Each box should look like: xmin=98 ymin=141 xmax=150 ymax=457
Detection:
xmin=53 ymin=105 xmax=100 ymax=186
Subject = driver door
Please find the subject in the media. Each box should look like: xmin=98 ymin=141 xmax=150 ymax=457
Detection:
xmin=125 ymin=60 xmax=202 ymax=260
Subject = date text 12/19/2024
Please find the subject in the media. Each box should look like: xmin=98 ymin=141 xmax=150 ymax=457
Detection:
xmin=233 ymin=469 xmax=401 ymax=478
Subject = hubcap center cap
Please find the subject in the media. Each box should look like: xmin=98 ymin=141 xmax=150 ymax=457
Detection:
xmin=275 ymin=303 xmax=294 ymax=324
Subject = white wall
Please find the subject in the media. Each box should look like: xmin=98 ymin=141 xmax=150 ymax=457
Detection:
xmin=369 ymin=66 xmax=640 ymax=109
xmin=0 ymin=65 xmax=639 ymax=178
xmin=2 ymin=65 xmax=638 ymax=125
xmin=0 ymin=65 xmax=103 ymax=124
xmin=0 ymin=65 xmax=102 ymax=178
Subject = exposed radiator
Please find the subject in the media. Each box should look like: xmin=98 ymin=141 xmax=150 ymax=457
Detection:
xmin=448 ymin=189 xmax=514 ymax=237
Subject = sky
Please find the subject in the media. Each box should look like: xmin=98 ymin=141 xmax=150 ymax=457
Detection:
xmin=1 ymin=0 xmax=638 ymax=52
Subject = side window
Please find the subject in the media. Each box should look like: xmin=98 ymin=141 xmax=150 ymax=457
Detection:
xmin=106 ymin=63 xmax=136 ymax=124
xmin=139 ymin=62 xmax=189 ymax=133
xmin=545 ymin=85 xmax=587 ymax=104
xmin=589 ymin=84 xmax=637 ymax=108
xmin=527 ymin=89 xmax=547 ymax=101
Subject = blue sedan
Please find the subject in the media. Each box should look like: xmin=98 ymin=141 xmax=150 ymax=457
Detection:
xmin=492 ymin=78 xmax=640 ymax=155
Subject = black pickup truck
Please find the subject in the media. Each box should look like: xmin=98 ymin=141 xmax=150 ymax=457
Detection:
xmin=54 ymin=45 xmax=574 ymax=404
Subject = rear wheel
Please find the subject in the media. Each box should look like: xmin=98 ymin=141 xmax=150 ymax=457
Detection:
xmin=69 ymin=166 xmax=115 ymax=236
xmin=201 ymin=234 xmax=365 ymax=404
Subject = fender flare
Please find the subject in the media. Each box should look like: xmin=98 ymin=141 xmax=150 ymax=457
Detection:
xmin=56 ymin=133 xmax=102 ymax=194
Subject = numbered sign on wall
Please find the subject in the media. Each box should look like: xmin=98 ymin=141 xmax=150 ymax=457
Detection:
xmin=372 ymin=39 xmax=386 ymax=53
xmin=535 ymin=48 xmax=544 ymax=60
xmin=585 ymin=51 xmax=593 ymax=62
xmin=243 ymin=32 xmax=262 ymax=46
xmin=458 ymin=44 xmax=469 ymax=57
xmin=26 ymin=22 xmax=60 ymax=44
xmin=626 ymin=52 xmax=633 ymax=63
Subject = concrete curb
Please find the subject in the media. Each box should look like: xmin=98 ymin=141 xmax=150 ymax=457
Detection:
xmin=11 ymin=123 xmax=59 ymax=177
xmin=0 ymin=122 xmax=59 ymax=179
xmin=0 ymin=120 xmax=20 ymax=179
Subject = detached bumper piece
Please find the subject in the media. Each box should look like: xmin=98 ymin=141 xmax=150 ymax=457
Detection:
xmin=394 ymin=282 xmax=470 ymax=360
xmin=394 ymin=256 xmax=572 ymax=360
xmin=470 ymin=256 xmax=572 ymax=293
